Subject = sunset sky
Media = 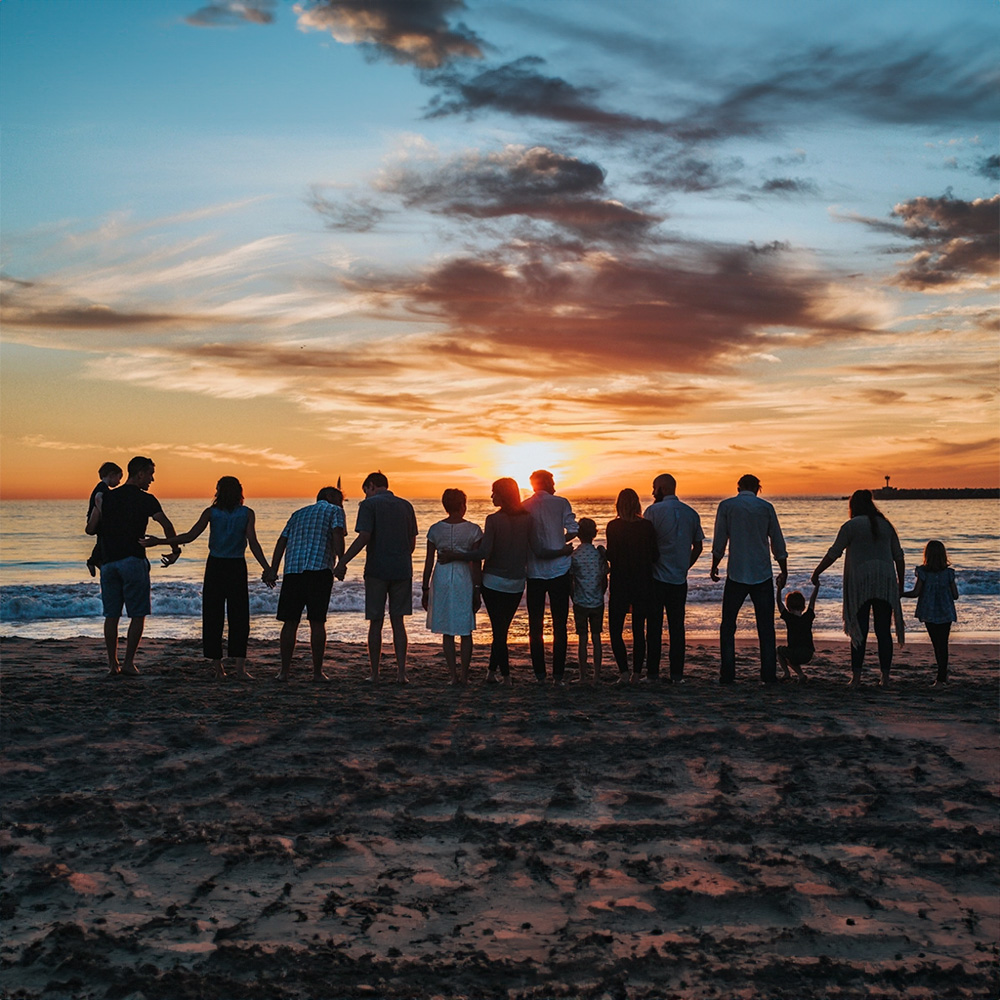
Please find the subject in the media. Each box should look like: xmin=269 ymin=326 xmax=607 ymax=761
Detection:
xmin=2 ymin=0 xmax=996 ymax=499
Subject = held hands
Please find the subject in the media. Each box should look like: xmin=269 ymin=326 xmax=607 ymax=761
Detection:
xmin=262 ymin=567 xmax=278 ymax=588
xmin=775 ymin=570 xmax=788 ymax=591
xmin=160 ymin=550 xmax=181 ymax=567
xmin=333 ymin=560 xmax=347 ymax=581
xmin=141 ymin=535 xmax=165 ymax=548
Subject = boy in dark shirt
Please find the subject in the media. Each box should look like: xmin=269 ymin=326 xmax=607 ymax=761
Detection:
xmin=86 ymin=461 xmax=123 ymax=576
xmin=777 ymin=582 xmax=818 ymax=681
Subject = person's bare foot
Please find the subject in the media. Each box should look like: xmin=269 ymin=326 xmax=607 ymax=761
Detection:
xmin=500 ymin=674 xmax=512 ymax=686
xmin=879 ymin=672 xmax=891 ymax=688
xmin=312 ymin=671 xmax=330 ymax=683
xmin=121 ymin=663 xmax=139 ymax=675
xmin=211 ymin=659 xmax=226 ymax=679
xmin=235 ymin=669 xmax=253 ymax=679
xmin=396 ymin=672 xmax=409 ymax=685
xmin=107 ymin=663 xmax=121 ymax=676
xmin=275 ymin=671 xmax=289 ymax=682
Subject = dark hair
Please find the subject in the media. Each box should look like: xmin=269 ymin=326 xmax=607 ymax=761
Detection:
xmin=530 ymin=469 xmax=555 ymax=493
xmin=923 ymin=539 xmax=949 ymax=571
xmin=848 ymin=489 xmax=889 ymax=539
xmin=737 ymin=473 xmax=761 ymax=492
xmin=786 ymin=590 xmax=805 ymax=611
xmin=615 ymin=488 xmax=642 ymax=519
xmin=442 ymin=488 xmax=466 ymax=515
xmin=577 ymin=517 xmax=597 ymax=542
xmin=98 ymin=461 xmax=122 ymax=479
xmin=363 ymin=471 xmax=388 ymax=490
xmin=127 ymin=456 xmax=154 ymax=477
xmin=317 ymin=486 xmax=343 ymax=505
xmin=492 ymin=478 xmax=526 ymax=515
xmin=213 ymin=476 xmax=244 ymax=511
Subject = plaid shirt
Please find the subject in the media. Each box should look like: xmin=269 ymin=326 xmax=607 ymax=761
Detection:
xmin=280 ymin=501 xmax=346 ymax=574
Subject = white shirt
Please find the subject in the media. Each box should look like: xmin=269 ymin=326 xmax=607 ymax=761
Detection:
xmin=711 ymin=490 xmax=787 ymax=585
xmin=524 ymin=491 xmax=578 ymax=579
xmin=643 ymin=496 xmax=705 ymax=585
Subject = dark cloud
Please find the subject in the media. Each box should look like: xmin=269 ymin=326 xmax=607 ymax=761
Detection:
xmin=345 ymin=240 xmax=864 ymax=375
xmin=977 ymin=154 xmax=999 ymax=181
xmin=185 ymin=0 xmax=274 ymax=27
xmin=686 ymin=43 xmax=997 ymax=138
xmin=380 ymin=146 xmax=660 ymax=240
xmin=633 ymin=154 xmax=744 ymax=194
xmin=307 ymin=188 xmax=388 ymax=232
xmin=2 ymin=302 xmax=228 ymax=332
xmin=296 ymin=0 xmax=484 ymax=68
xmin=758 ymin=177 xmax=819 ymax=196
xmin=857 ymin=388 xmax=907 ymax=405
xmin=178 ymin=341 xmax=402 ymax=375
xmin=889 ymin=194 xmax=998 ymax=289
xmin=424 ymin=57 xmax=678 ymax=137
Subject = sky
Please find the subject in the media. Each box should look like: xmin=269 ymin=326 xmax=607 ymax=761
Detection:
xmin=1 ymin=0 xmax=997 ymax=499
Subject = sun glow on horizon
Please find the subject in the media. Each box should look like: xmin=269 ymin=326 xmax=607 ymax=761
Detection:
xmin=466 ymin=440 xmax=574 ymax=494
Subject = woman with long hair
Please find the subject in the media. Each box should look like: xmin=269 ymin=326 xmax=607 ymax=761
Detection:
xmin=605 ymin=488 xmax=657 ymax=683
xmin=145 ymin=476 xmax=270 ymax=678
xmin=446 ymin=478 xmax=532 ymax=685
xmin=812 ymin=489 xmax=905 ymax=686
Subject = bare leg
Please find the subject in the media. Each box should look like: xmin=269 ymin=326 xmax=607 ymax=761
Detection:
xmin=121 ymin=617 xmax=145 ymax=674
xmin=278 ymin=619 xmax=298 ymax=680
xmin=443 ymin=635 xmax=458 ymax=684
xmin=459 ymin=634 xmax=472 ymax=685
xmin=367 ymin=618 xmax=383 ymax=682
xmin=232 ymin=656 xmax=252 ymax=678
xmin=390 ymin=614 xmax=408 ymax=683
xmin=104 ymin=617 xmax=121 ymax=674
xmin=577 ymin=633 xmax=589 ymax=683
xmin=777 ymin=648 xmax=791 ymax=679
xmin=209 ymin=658 xmax=226 ymax=679
xmin=592 ymin=629 xmax=602 ymax=683
xmin=309 ymin=620 xmax=328 ymax=681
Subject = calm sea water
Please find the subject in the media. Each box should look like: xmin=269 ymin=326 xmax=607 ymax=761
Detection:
xmin=1 ymin=496 xmax=997 ymax=645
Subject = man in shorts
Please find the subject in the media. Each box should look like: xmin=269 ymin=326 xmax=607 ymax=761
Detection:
xmin=86 ymin=456 xmax=181 ymax=675
xmin=265 ymin=486 xmax=346 ymax=682
xmin=336 ymin=472 xmax=417 ymax=684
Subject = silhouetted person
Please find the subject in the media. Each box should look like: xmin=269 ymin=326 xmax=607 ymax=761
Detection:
xmin=710 ymin=474 xmax=787 ymax=685
xmin=337 ymin=472 xmax=418 ymax=684
xmin=523 ymin=470 xmax=578 ymax=686
xmin=265 ymin=486 xmax=346 ymax=682
xmin=143 ymin=476 xmax=271 ymax=679
xmin=777 ymin=582 xmax=819 ymax=681
xmin=903 ymin=539 xmax=958 ymax=686
xmin=644 ymin=474 xmax=704 ymax=683
xmin=86 ymin=456 xmax=180 ymax=675
xmin=605 ymin=488 xmax=657 ymax=683
xmin=812 ymin=489 xmax=904 ymax=687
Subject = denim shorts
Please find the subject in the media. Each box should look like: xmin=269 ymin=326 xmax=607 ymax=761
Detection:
xmin=100 ymin=556 xmax=152 ymax=618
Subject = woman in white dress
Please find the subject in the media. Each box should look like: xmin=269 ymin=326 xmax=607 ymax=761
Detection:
xmin=421 ymin=489 xmax=483 ymax=685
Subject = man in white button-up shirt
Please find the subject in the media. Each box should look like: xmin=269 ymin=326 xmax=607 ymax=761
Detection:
xmin=710 ymin=474 xmax=788 ymax=685
xmin=523 ymin=470 xmax=578 ymax=685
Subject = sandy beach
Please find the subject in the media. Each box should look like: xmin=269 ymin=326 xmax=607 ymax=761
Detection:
xmin=1 ymin=635 xmax=997 ymax=999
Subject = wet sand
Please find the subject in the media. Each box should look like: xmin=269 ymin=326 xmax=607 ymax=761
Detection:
xmin=1 ymin=635 xmax=997 ymax=999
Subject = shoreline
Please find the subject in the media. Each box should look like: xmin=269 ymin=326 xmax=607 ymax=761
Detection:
xmin=2 ymin=636 xmax=997 ymax=999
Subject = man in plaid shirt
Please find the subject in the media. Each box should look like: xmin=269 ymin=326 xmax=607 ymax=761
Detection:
xmin=265 ymin=486 xmax=346 ymax=681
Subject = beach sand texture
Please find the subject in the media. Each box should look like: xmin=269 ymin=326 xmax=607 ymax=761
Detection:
xmin=1 ymin=636 xmax=997 ymax=999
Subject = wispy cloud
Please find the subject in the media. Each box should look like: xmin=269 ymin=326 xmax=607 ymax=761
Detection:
xmin=294 ymin=0 xmax=484 ymax=68
xmin=185 ymin=0 xmax=275 ymax=27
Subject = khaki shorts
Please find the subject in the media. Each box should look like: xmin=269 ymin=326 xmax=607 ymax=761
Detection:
xmin=364 ymin=576 xmax=412 ymax=620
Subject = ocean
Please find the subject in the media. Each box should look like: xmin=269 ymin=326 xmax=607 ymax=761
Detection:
xmin=1 ymin=496 xmax=997 ymax=646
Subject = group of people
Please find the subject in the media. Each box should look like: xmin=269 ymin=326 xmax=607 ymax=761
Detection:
xmin=86 ymin=459 xmax=959 ymax=687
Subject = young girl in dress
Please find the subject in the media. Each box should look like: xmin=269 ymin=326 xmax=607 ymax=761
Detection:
xmin=904 ymin=539 xmax=959 ymax=685
xmin=421 ymin=489 xmax=483 ymax=686
xmin=145 ymin=476 xmax=271 ymax=679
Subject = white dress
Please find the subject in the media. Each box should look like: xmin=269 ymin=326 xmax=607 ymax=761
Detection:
xmin=426 ymin=519 xmax=483 ymax=636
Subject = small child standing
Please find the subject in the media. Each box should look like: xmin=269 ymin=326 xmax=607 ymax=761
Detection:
xmin=777 ymin=581 xmax=818 ymax=681
xmin=904 ymin=540 xmax=958 ymax=686
xmin=570 ymin=518 xmax=607 ymax=684
xmin=86 ymin=461 xmax=123 ymax=576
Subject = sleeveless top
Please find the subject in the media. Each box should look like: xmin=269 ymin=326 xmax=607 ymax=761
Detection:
xmin=209 ymin=506 xmax=250 ymax=559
